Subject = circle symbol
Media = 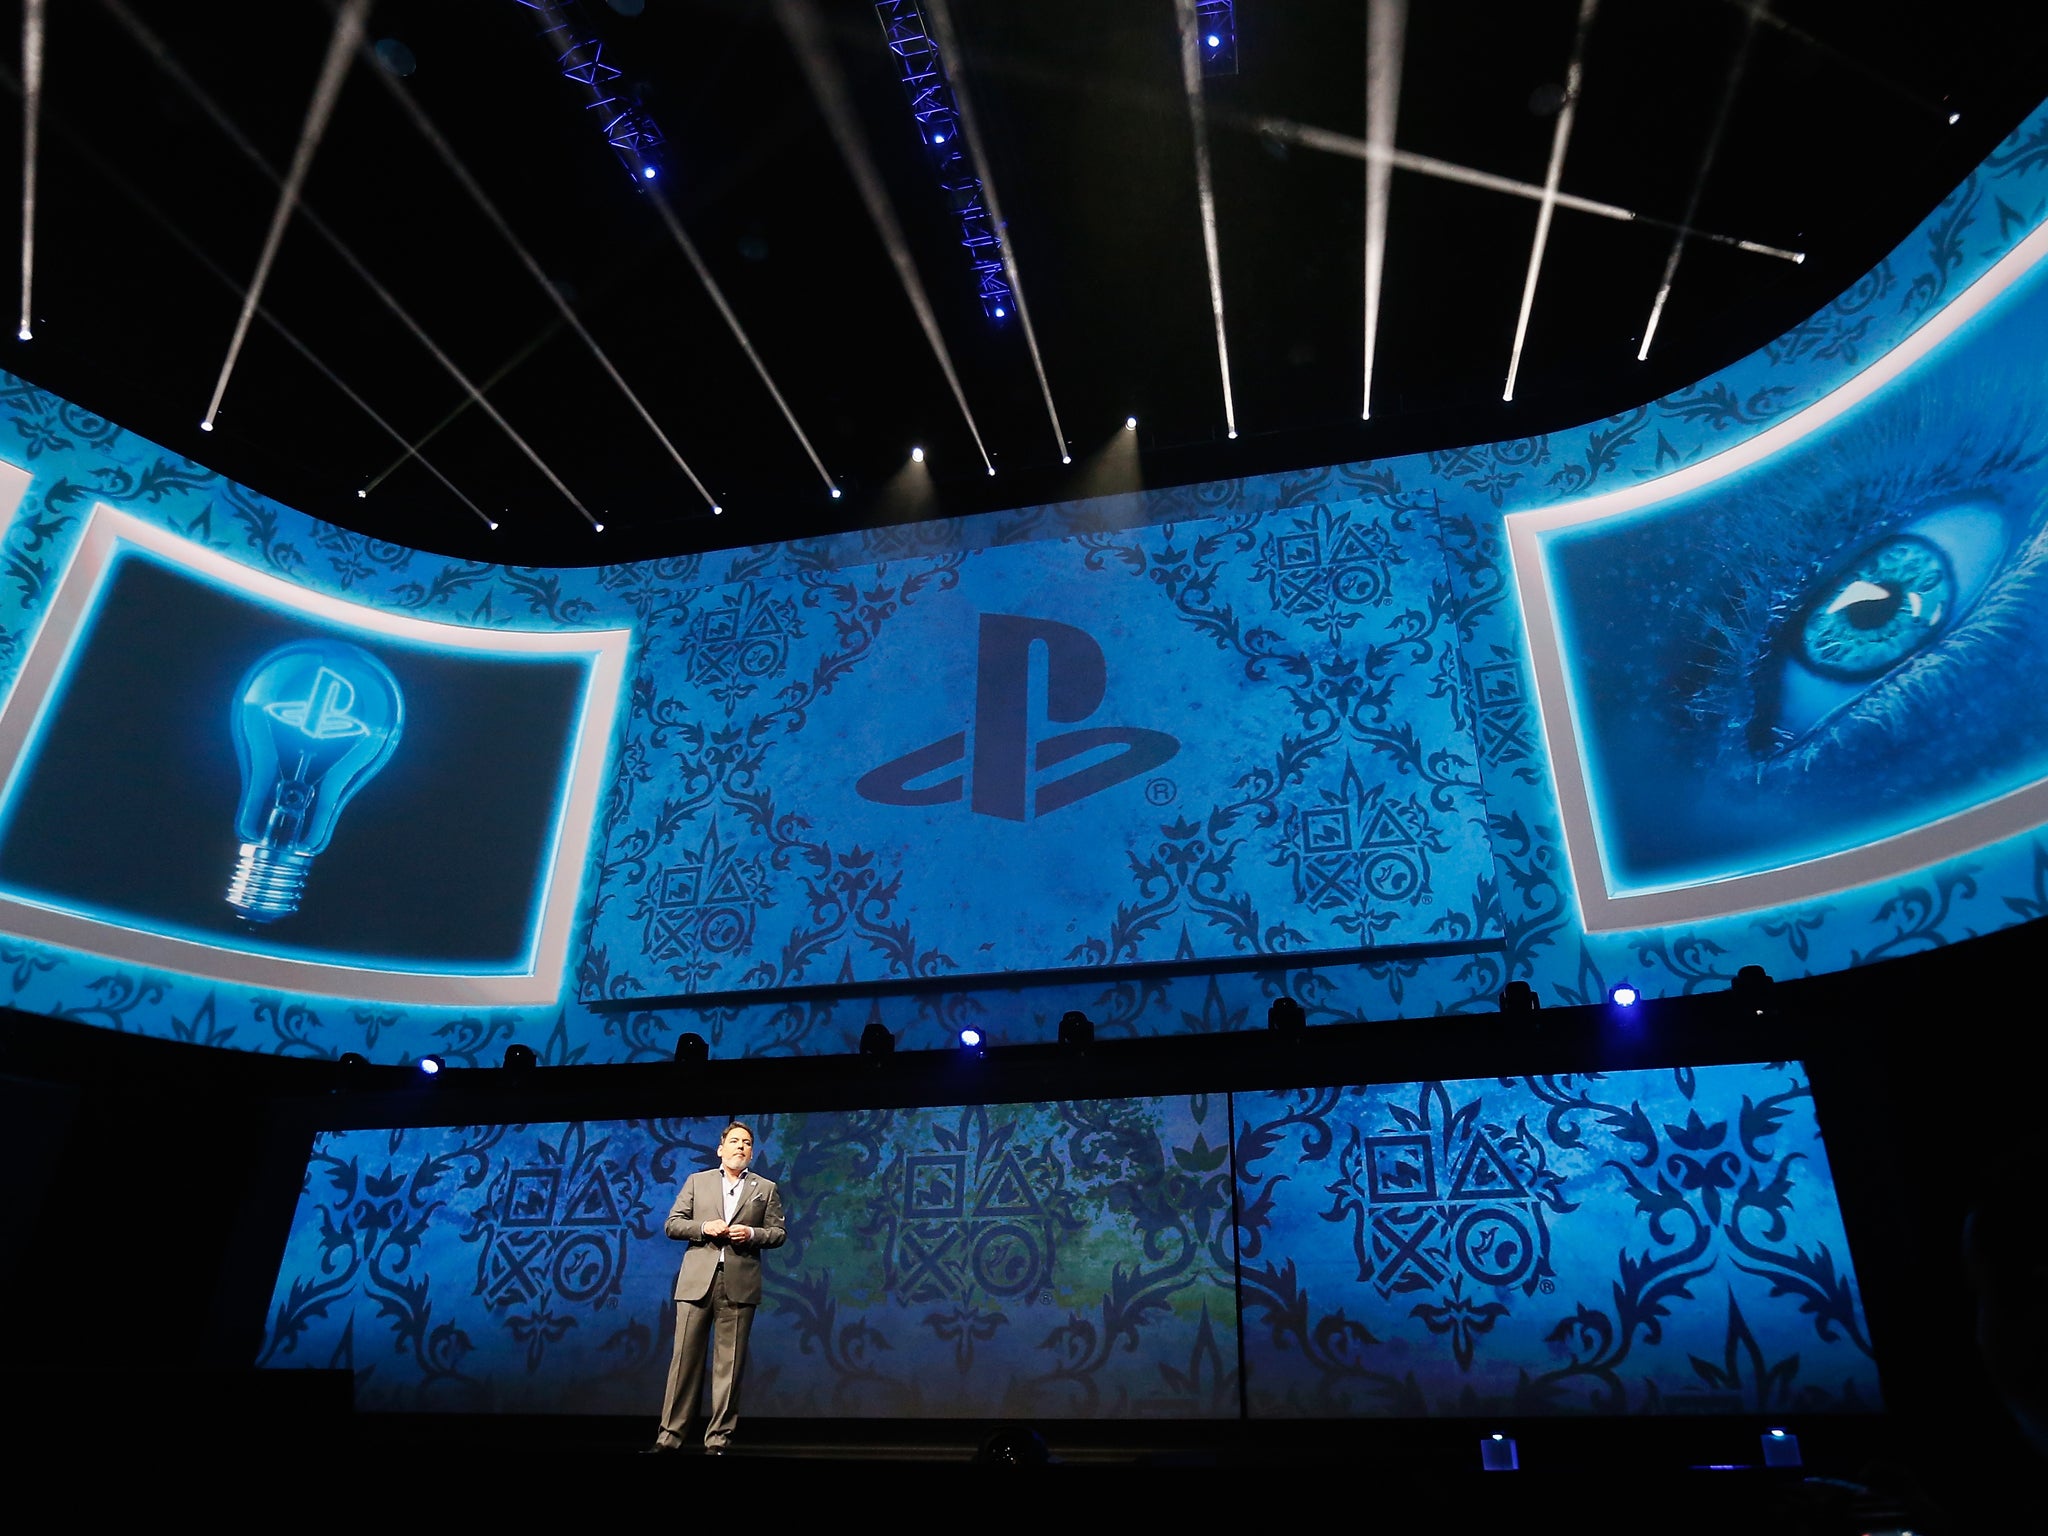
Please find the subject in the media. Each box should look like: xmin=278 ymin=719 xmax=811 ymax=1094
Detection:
xmin=971 ymin=1223 xmax=1044 ymax=1298
xmin=1455 ymin=1207 xmax=1534 ymax=1289
xmin=1145 ymin=778 xmax=1177 ymax=806
xmin=1362 ymin=850 xmax=1421 ymax=901
xmin=552 ymin=1233 xmax=617 ymax=1302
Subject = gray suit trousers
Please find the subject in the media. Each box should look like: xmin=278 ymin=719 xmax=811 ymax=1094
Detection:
xmin=657 ymin=1266 xmax=755 ymax=1448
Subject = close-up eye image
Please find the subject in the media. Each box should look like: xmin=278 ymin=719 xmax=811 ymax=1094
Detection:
xmin=1541 ymin=254 xmax=2048 ymax=902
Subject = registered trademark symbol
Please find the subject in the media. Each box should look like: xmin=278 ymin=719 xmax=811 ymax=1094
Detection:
xmin=1539 ymin=1278 xmax=1555 ymax=1294
xmin=1145 ymin=778 xmax=1177 ymax=806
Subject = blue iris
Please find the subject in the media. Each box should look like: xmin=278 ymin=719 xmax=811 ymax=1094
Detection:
xmin=1797 ymin=534 xmax=1953 ymax=681
xmin=1762 ymin=502 xmax=2009 ymax=748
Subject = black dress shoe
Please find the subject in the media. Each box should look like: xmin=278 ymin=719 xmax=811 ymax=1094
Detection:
xmin=640 ymin=1438 xmax=686 ymax=1454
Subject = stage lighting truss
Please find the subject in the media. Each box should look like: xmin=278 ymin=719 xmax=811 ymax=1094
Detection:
xmin=1195 ymin=1 xmax=1238 ymax=77
xmin=875 ymin=1 xmax=1012 ymax=321
xmin=514 ymin=0 xmax=667 ymax=185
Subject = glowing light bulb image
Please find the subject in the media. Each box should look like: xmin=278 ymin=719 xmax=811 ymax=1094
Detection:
xmin=226 ymin=640 xmax=403 ymax=922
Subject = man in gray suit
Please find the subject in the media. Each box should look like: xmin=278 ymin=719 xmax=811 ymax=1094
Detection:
xmin=646 ymin=1120 xmax=786 ymax=1454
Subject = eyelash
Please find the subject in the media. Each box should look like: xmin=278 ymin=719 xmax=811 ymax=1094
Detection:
xmin=1686 ymin=420 xmax=2048 ymax=775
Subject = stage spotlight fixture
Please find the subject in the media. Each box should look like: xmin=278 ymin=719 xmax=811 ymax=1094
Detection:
xmin=1949 ymin=111 xmax=1961 ymax=125
xmin=1761 ymin=1428 xmax=1802 ymax=1468
xmin=488 ymin=520 xmax=500 ymax=531
xmin=911 ymin=446 xmax=924 ymax=463
xmin=1731 ymin=963 xmax=1774 ymax=1015
xmin=958 ymin=1025 xmax=985 ymax=1054
xmin=1228 ymin=429 xmax=1239 ymax=439
xmin=674 ymin=1032 xmax=709 ymax=1066
xmin=1609 ymin=982 xmax=1640 ymax=1009
xmin=974 ymin=1423 xmax=1050 ymax=1465
xmin=1125 ymin=416 xmax=1138 ymax=430
xmin=859 ymin=1021 xmax=895 ymax=1058
xmin=355 ymin=488 xmax=367 ymax=499
xmin=594 ymin=521 xmax=606 ymax=532
xmin=642 ymin=166 xmax=657 ymax=180
xmin=1267 ymin=996 xmax=1306 ymax=1038
xmin=994 ymin=306 xmax=1006 ymax=318
xmin=711 ymin=505 xmax=723 ymax=515
xmin=1061 ymin=454 xmax=1071 ymax=464
xmin=830 ymin=487 xmax=843 ymax=499
xmin=1057 ymin=1010 xmax=1094 ymax=1052
xmin=1207 ymin=33 xmax=1220 ymax=47
xmin=199 ymin=420 xmax=214 ymax=432
xmin=503 ymin=1043 xmax=537 ymax=1072
xmin=1480 ymin=1433 xmax=1519 ymax=1472
xmin=15 ymin=328 xmax=27 ymax=342
xmin=1497 ymin=980 xmax=1539 ymax=1014
xmin=417 ymin=1054 xmax=445 ymax=1078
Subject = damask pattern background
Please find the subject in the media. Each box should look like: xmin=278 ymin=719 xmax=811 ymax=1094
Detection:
xmin=258 ymin=1094 xmax=1237 ymax=1417
xmin=1237 ymin=1063 xmax=1879 ymax=1417
xmin=259 ymin=1067 xmax=1876 ymax=1420
xmin=0 ymin=107 xmax=2039 ymax=1059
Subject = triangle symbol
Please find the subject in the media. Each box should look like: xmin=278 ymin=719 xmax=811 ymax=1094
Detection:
xmin=744 ymin=605 xmax=784 ymax=639
xmin=972 ymin=1151 xmax=1044 ymax=1219
xmin=1447 ymin=1136 xmax=1528 ymax=1202
xmin=704 ymin=863 xmax=749 ymax=903
xmin=561 ymin=1170 xmax=624 ymax=1226
xmin=1329 ymin=524 xmax=1378 ymax=564
xmin=1359 ymin=801 xmax=1417 ymax=850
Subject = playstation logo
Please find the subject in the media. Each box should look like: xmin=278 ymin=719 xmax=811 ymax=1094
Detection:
xmin=856 ymin=613 xmax=1179 ymax=821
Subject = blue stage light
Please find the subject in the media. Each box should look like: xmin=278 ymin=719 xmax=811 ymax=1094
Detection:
xmin=1609 ymin=982 xmax=1640 ymax=1008
xmin=1207 ymin=33 xmax=1220 ymax=47
xmin=642 ymin=165 xmax=657 ymax=180
xmin=829 ymin=487 xmax=843 ymax=499
xmin=876 ymin=3 xmax=1013 ymax=323
xmin=958 ymin=1026 xmax=983 ymax=1049
xmin=418 ymin=1054 xmax=444 ymax=1076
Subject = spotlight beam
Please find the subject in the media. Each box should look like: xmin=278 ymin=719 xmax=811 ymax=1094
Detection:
xmin=362 ymin=317 xmax=567 ymax=497
xmin=201 ymin=0 xmax=368 ymax=433
xmin=645 ymin=183 xmax=837 ymax=496
xmin=924 ymin=0 xmax=1066 ymax=462
xmin=17 ymin=0 xmax=43 ymax=343
xmin=773 ymin=0 xmax=994 ymax=475
xmin=1174 ymin=0 xmax=1237 ymax=438
xmin=1503 ymin=0 xmax=1599 ymax=404
xmin=96 ymin=0 xmax=594 ymax=525
xmin=1639 ymin=4 xmax=1758 ymax=361
xmin=364 ymin=55 xmax=712 ymax=517
xmin=1360 ymin=0 xmax=1406 ymax=421
xmin=1253 ymin=117 xmax=1803 ymax=264
xmin=0 ymin=58 xmax=493 ymax=527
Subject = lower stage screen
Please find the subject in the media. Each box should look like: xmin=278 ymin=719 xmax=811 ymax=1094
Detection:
xmin=259 ymin=1064 xmax=1879 ymax=1418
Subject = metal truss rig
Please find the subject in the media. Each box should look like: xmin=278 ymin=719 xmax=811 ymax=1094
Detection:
xmin=874 ymin=0 xmax=1010 ymax=322
xmin=513 ymin=0 xmax=665 ymax=184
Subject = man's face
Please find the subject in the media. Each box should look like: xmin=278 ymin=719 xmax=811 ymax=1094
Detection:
xmin=720 ymin=1128 xmax=753 ymax=1174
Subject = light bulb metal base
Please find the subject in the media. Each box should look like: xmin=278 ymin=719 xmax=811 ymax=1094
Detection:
xmin=228 ymin=841 xmax=313 ymax=923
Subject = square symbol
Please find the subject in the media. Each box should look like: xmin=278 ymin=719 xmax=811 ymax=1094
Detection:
xmin=504 ymin=1168 xmax=561 ymax=1228
xmin=1474 ymin=662 xmax=1524 ymax=710
xmin=658 ymin=868 xmax=701 ymax=908
xmin=905 ymin=1153 xmax=966 ymax=1218
xmin=1301 ymin=807 xmax=1351 ymax=854
xmin=1363 ymin=1135 xmax=1436 ymax=1203
xmin=1274 ymin=532 xmax=1321 ymax=569
xmin=701 ymin=609 xmax=738 ymax=643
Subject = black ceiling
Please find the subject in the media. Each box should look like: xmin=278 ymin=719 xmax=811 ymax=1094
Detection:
xmin=7 ymin=0 xmax=2048 ymax=568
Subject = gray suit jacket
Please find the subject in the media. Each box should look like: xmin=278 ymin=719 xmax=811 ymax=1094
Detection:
xmin=665 ymin=1167 xmax=786 ymax=1305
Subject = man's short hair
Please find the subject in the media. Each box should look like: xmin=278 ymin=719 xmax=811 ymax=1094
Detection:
xmin=720 ymin=1120 xmax=755 ymax=1145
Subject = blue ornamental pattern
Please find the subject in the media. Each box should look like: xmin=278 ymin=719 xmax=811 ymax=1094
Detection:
xmin=0 ymin=106 xmax=2041 ymax=1058
xmin=1235 ymin=1063 xmax=1879 ymax=1416
xmin=257 ymin=1096 xmax=1237 ymax=1417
